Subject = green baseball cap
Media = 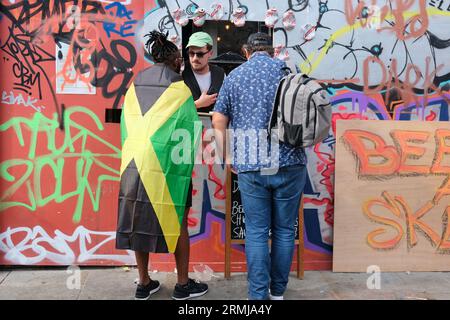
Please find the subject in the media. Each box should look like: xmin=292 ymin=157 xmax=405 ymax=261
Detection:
xmin=186 ymin=32 xmax=213 ymax=48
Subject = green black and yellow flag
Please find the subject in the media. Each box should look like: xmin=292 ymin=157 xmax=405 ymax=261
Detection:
xmin=116 ymin=64 xmax=200 ymax=253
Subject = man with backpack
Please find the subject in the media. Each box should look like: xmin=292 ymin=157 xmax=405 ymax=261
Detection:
xmin=212 ymin=32 xmax=307 ymax=300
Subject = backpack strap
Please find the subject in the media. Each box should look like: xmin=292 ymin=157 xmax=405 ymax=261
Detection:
xmin=269 ymin=66 xmax=292 ymax=133
xmin=281 ymin=66 xmax=292 ymax=76
xmin=280 ymin=74 xmax=295 ymax=123
xmin=269 ymin=77 xmax=287 ymax=132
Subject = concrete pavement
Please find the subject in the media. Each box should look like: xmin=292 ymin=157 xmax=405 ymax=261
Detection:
xmin=0 ymin=268 xmax=449 ymax=300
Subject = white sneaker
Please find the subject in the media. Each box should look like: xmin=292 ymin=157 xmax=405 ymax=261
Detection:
xmin=231 ymin=8 xmax=246 ymax=27
xmin=209 ymin=3 xmax=224 ymax=20
xmin=265 ymin=8 xmax=279 ymax=28
xmin=302 ymin=23 xmax=316 ymax=41
xmin=172 ymin=8 xmax=189 ymax=27
xmin=282 ymin=10 xmax=296 ymax=30
xmin=274 ymin=44 xmax=289 ymax=61
xmin=193 ymin=8 xmax=206 ymax=27
xmin=269 ymin=293 xmax=284 ymax=300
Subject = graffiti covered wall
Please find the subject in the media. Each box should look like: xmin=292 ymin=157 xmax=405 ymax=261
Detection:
xmin=0 ymin=0 xmax=145 ymax=266
xmin=1 ymin=0 xmax=449 ymax=271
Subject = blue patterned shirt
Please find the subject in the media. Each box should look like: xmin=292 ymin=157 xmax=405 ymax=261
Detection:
xmin=214 ymin=52 xmax=306 ymax=173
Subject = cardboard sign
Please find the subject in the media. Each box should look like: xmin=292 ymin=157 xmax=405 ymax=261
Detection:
xmin=333 ymin=120 xmax=450 ymax=272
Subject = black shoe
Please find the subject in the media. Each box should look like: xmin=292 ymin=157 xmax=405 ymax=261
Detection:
xmin=172 ymin=278 xmax=208 ymax=300
xmin=135 ymin=279 xmax=161 ymax=300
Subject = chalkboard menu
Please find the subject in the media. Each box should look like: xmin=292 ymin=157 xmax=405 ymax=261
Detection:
xmin=229 ymin=172 xmax=299 ymax=240
xmin=230 ymin=172 xmax=245 ymax=240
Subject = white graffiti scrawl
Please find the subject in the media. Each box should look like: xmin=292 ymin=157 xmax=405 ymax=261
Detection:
xmin=0 ymin=225 xmax=135 ymax=265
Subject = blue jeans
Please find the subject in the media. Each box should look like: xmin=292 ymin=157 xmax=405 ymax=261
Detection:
xmin=238 ymin=165 xmax=306 ymax=300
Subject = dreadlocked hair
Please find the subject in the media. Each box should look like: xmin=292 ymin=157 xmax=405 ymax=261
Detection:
xmin=144 ymin=30 xmax=179 ymax=63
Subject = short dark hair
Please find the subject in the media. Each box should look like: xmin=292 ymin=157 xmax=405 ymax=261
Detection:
xmin=245 ymin=32 xmax=273 ymax=56
xmin=144 ymin=30 xmax=179 ymax=64
xmin=244 ymin=45 xmax=274 ymax=57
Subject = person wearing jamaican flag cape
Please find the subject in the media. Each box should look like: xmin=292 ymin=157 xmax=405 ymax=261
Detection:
xmin=116 ymin=31 xmax=208 ymax=300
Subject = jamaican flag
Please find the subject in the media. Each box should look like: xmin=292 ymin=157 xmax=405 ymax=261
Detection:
xmin=116 ymin=64 xmax=200 ymax=253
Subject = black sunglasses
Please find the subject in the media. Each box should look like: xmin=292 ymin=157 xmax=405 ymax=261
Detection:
xmin=187 ymin=49 xmax=211 ymax=58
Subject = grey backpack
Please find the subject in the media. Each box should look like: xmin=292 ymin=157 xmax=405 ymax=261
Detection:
xmin=269 ymin=73 xmax=331 ymax=148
